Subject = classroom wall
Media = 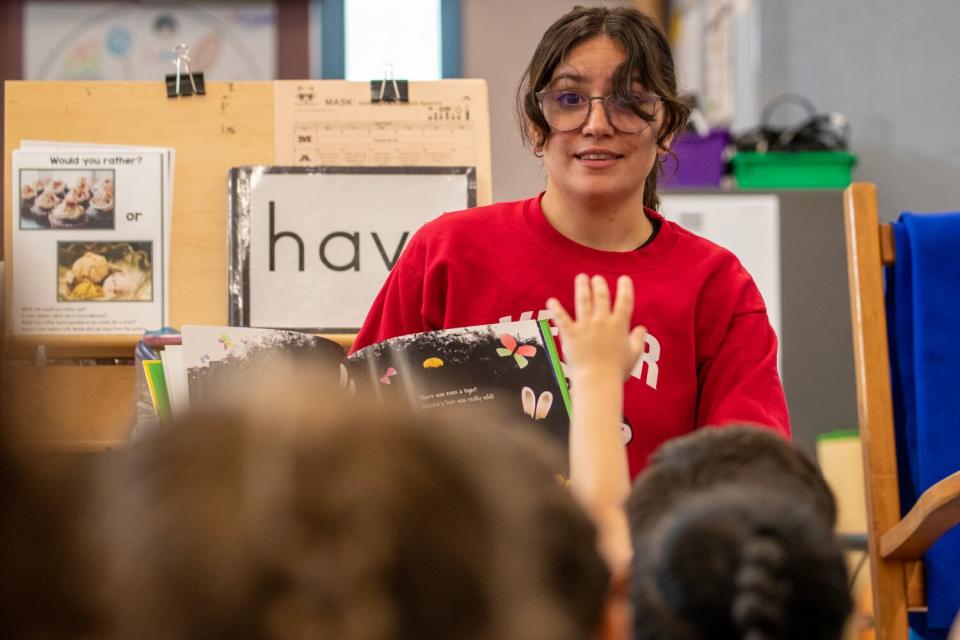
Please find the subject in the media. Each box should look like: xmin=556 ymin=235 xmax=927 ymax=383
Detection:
xmin=759 ymin=0 xmax=960 ymax=221
xmin=6 ymin=2 xmax=959 ymax=217
xmin=468 ymin=0 xmax=960 ymax=217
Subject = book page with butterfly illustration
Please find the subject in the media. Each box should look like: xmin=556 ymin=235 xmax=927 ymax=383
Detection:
xmin=346 ymin=320 xmax=571 ymax=457
xmin=180 ymin=325 xmax=345 ymax=408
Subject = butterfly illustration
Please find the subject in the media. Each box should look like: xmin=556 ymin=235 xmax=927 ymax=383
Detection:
xmin=379 ymin=367 xmax=397 ymax=384
xmin=497 ymin=334 xmax=537 ymax=369
xmin=218 ymin=333 xmax=234 ymax=350
xmin=521 ymin=386 xmax=553 ymax=420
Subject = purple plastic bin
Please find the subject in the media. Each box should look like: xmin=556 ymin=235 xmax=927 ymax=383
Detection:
xmin=661 ymin=129 xmax=730 ymax=188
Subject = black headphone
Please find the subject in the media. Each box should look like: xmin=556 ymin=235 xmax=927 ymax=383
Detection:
xmin=734 ymin=94 xmax=850 ymax=153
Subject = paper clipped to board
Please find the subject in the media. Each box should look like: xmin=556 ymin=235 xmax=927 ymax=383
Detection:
xmin=273 ymin=80 xmax=492 ymax=205
xmin=10 ymin=141 xmax=174 ymax=336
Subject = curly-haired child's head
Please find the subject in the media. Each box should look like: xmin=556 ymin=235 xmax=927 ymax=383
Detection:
xmin=627 ymin=426 xmax=838 ymax=536
xmin=632 ymin=486 xmax=851 ymax=640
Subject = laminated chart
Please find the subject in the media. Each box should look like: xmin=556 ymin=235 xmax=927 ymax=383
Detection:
xmin=274 ymin=80 xmax=492 ymax=205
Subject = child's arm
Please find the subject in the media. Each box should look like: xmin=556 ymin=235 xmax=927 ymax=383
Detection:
xmin=546 ymin=274 xmax=645 ymax=575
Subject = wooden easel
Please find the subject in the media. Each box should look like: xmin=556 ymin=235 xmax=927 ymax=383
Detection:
xmin=7 ymin=80 xmax=494 ymax=445
xmin=3 ymin=82 xmax=280 ymax=444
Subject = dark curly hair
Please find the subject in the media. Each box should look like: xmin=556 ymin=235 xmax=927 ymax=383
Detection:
xmin=631 ymin=486 xmax=852 ymax=640
xmin=517 ymin=5 xmax=690 ymax=210
xmin=627 ymin=426 xmax=838 ymax=537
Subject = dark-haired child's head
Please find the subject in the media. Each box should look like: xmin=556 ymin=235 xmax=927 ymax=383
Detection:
xmin=95 ymin=386 xmax=608 ymax=640
xmin=627 ymin=426 xmax=837 ymax=536
xmin=631 ymin=485 xmax=851 ymax=640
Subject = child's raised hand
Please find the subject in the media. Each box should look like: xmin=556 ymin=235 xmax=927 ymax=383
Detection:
xmin=546 ymin=274 xmax=646 ymax=382
xmin=548 ymin=274 xmax=640 ymax=575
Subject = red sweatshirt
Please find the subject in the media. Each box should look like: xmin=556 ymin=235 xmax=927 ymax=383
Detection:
xmin=353 ymin=195 xmax=790 ymax=476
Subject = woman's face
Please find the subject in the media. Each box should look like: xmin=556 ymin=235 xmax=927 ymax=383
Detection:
xmin=539 ymin=36 xmax=661 ymax=209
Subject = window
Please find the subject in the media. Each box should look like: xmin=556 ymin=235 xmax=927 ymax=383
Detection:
xmin=346 ymin=0 xmax=440 ymax=80
xmin=312 ymin=0 xmax=461 ymax=79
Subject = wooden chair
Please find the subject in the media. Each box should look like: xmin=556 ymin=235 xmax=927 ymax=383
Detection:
xmin=843 ymin=182 xmax=960 ymax=640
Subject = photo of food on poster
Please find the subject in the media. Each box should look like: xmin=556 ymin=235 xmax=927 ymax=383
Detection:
xmin=19 ymin=168 xmax=115 ymax=229
xmin=56 ymin=241 xmax=153 ymax=302
xmin=11 ymin=147 xmax=170 ymax=335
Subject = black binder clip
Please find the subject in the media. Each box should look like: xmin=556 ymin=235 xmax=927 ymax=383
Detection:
xmin=371 ymin=65 xmax=408 ymax=103
xmin=166 ymin=44 xmax=206 ymax=98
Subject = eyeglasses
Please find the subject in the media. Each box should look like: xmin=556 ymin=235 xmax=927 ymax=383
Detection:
xmin=536 ymin=90 xmax=661 ymax=134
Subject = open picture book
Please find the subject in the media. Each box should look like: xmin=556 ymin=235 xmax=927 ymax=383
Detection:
xmin=142 ymin=320 xmax=571 ymax=450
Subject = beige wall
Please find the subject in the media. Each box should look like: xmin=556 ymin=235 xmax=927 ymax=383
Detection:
xmin=462 ymin=0 xmax=634 ymax=203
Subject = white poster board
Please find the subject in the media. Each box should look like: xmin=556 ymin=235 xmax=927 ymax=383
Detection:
xmin=659 ymin=193 xmax=781 ymax=364
xmin=229 ymin=166 xmax=475 ymax=331
xmin=11 ymin=148 xmax=171 ymax=335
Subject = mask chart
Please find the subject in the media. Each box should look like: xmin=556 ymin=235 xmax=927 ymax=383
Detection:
xmin=274 ymin=80 xmax=492 ymax=205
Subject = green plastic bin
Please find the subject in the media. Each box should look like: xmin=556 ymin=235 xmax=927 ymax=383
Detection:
xmin=732 ymin=151 xmax=857 ymax=189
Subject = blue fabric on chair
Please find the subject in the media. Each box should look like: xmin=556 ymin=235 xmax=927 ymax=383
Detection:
xmin=886 ymin=212 xmax=960 ymax=633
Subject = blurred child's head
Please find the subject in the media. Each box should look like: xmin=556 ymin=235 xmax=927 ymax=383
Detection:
xmin=0 ymin=438 xmax=102 ymax=639
xmin=475 ymin=412 xmax=612 ymax=640
xmin=96 ymin=372 xmax=609 ymax=640
xmin=627 ymin=426 xmax=837 ymax=536
xmin=631 ymin=485 xmax=851 ymax=640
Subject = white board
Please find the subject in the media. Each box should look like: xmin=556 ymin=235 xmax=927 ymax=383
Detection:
xmin=228 ymin=166 xmax=475 ymax=331
xmin=659 ymin=193 xmax=781 ymax=366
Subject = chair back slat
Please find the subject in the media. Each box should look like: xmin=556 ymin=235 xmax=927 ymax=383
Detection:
xmin=907 ymin=562 xmax=927 ymax=612
xmin=843 ymin=183 xmax=910 ymax=640
xmin=880 ymin=224 xmax=896 ymax=266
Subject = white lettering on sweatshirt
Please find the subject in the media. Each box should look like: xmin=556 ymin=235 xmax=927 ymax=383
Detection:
xmin=499 ymin=310 xmax=661 ymax=390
